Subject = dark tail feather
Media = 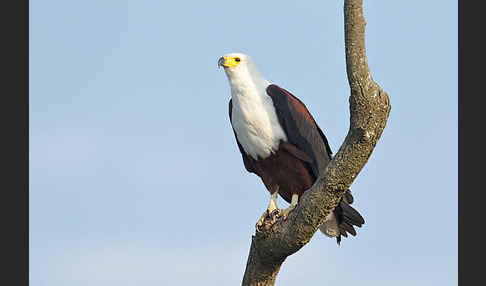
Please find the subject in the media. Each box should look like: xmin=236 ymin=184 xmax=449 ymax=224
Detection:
xmin=340 ymin=221 xmax=357 ymax=236
xmin=334 ymin=189 xmax=365 ymax=244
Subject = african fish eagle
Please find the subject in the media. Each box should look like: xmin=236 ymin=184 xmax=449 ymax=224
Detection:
xmin=218 ymin=53 xmax=364 ymax=244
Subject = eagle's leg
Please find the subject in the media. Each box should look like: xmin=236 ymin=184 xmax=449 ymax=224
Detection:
xmin=281 ymin=194 xmax=299 ymax=220
xmin=256 ymin=190 xmax=279 ymax=229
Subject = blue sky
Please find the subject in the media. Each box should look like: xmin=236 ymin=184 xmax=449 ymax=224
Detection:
xmin=30 ymin=1 xmax=457 ymax=285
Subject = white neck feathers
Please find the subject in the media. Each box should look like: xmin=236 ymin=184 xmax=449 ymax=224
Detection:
xmin=224 ymin=56 xmax=287 ymax=160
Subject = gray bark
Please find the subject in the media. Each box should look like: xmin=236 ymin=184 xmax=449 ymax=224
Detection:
xmin=241 ymin=0 xmax=391 ymax=285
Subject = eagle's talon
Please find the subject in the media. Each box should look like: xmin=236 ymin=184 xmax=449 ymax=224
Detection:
xmin=255 ymin=210 xmax=269 ymax=230
xmin=271 ymin=209 xmax=281 ymax=217
xmin=255 ymin=222 xmax=263 ymax=232
xmin=281 ymin=206 xmax=295 ymax=220
xmin=281 ymin=194 xmax=299 ymax=220
xmin=255 ymin=207 xmax=283 ymax=231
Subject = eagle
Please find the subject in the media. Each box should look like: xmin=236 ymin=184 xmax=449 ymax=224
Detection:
xmin=219 ymin=53 xmax=364 ymax=244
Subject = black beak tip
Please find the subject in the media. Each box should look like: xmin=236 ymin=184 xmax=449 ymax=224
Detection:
xmin=217 ymin=56 xmax=225 ymax=68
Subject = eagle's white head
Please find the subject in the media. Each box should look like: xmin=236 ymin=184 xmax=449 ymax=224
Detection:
xmin=218 ymin=52 xmax=285 ymax=160
xmin=218 ymin=53 xmax=268 ymax=91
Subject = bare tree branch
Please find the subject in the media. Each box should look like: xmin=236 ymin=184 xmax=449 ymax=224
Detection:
xmin=241 ymin=1 xmax=391 ymax=285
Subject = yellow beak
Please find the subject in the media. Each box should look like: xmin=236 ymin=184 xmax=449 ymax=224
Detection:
xmin=218 ymin=56 xmax=239 ymax=68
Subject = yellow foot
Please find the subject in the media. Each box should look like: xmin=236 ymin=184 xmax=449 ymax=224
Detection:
xmin=281 ymin=205 xmax=296 ymax=220
xmin=281 ymin=194 xmax=299 ymax=220
xmin=256 ymin=210 xmax=267 ymax=229
xmin=255 ymin=209 xmax=281 ymax=229
xmin=256 ymin=192 xmax=280 ymax=231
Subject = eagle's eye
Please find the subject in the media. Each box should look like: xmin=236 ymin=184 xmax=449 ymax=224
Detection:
xmin=235 ymin=57 xmax=241 ymax=62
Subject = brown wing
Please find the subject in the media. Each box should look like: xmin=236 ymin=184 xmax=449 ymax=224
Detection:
xmin=229 ymin=99 xmax=256 ymax=174
xmin=266 ymin=84 xmax=332 ymax=179
xmin=266 ymin=84 xmax=365 ymax=244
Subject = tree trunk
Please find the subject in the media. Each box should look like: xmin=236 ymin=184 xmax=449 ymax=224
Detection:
xmin=241 ymin=0 xmax=391 ymax=285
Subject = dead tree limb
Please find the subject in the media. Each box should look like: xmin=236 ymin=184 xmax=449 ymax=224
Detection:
xmin=241 ymin=1 xmax=391 ymax=285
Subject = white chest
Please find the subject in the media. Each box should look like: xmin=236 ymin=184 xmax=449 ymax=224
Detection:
xmin=231 ymin=89 xmax=288 ymax=160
